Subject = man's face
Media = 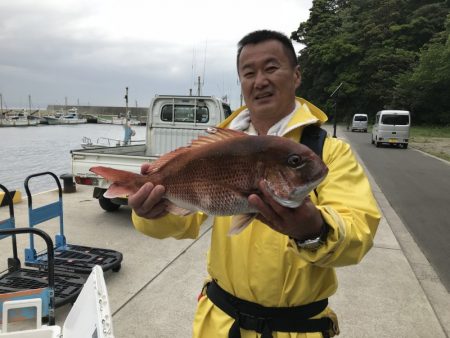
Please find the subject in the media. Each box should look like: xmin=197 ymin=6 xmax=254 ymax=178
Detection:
xmin=238 ymin=40 xmax=301 ymax=118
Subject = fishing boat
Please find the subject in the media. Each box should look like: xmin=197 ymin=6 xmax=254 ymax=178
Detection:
xmin=44 ymin=108 xmax=87 ymax=125
xmin=0 ymin=94 xmax=39 ymax=127
xmin=111 ymin=116 xmax=141 ymax=125
xmin=0 ymin=110 xmax=40 ymax=127
xmin=96 ymin=116 xmax=113 ymax=124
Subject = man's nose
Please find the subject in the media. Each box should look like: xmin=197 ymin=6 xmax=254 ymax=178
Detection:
xmin=254 ymin=71 xmax=269 ymax=88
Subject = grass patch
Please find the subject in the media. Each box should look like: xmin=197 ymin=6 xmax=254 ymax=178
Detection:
xmin=410 ymin=125 xmax=450 ymax=138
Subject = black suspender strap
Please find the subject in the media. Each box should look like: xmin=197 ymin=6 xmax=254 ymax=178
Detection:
xmin=300 ymin=124 xmax=327 ymax=199
xmin=206 ymin=280 xmax=333 ymax=338
xmin=300 ymin=124 xmax=328 ymax=158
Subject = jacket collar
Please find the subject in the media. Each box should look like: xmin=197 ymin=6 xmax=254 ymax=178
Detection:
xmin=218 ymin=97 xmax=328 ymax=137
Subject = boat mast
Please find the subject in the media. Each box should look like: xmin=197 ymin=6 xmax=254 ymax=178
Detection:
xmin=28 ymin=94 xmax=32 ymax=115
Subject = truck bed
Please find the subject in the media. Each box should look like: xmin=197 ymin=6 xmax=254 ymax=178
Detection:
xmin=71 ymin=145 xmax=157 ymax=189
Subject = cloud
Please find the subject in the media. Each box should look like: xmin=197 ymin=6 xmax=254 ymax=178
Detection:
xmin=0 ymin=0 xmax=312 ymax=109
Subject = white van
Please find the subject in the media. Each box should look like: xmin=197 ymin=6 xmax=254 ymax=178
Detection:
xmin=351 ymin=114 xmax=368 ymax=132
xmin=371 ymin=110 xmax=410 ymax=148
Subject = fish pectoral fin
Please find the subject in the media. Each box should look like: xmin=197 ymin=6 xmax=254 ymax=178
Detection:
xmin=166 ymin=202 xmax=195 ymax=216
xmin=104 ymin=183 xmax=134 ymax=198
xmin=228 ymin=214 xmax=257 ymax=235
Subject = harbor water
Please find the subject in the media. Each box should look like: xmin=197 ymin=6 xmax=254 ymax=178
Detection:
xmin=0 ymin=124 xmax=147 ymax=193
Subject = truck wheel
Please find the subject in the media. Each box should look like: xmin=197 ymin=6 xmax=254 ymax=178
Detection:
xmin=376 ymin=141 xmax=381 ymax=148
xmin=403 ymin=143 xmax=408 ymax=149
xmin=371 ymin=138 xmax=374 ymax=144
xmin=99 ymin=196 xmax=121 ymax=212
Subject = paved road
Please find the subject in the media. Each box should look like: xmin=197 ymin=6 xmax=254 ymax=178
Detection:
xmin=342 ymin=129 xmax=450 ymax=292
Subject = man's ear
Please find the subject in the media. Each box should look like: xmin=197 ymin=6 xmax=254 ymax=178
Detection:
xmin=294 ymin=65 xmax=301 ymax=89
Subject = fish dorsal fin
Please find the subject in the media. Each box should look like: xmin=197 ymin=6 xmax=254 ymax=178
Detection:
xmin=190 ymin=127 xmax=247 ymax=147
xmin=150 ymin=128 xmax=248 ymax=171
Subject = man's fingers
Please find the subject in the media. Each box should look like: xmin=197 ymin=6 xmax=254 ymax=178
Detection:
xmin=128 ymin=182 xmax=167 ymax=219
xmin=248 ymin=194 xmax=282 ymax=230
xmin=128 ymin=182 xmax=154 ymax=208
xmin=140 ymin=201 xmax=168 ymax=219
xmin=140 ymin=184 xmax=165 ymax=211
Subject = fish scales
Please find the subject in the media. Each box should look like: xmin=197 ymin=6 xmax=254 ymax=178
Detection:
xmin=153 ymin=147 xmax=263 ymax=215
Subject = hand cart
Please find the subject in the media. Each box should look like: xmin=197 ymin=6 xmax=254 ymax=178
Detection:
xmin=23 ymin=172 xmax=123 ymax=275
xmin=0 ymin=184 xmax=86 ymax=313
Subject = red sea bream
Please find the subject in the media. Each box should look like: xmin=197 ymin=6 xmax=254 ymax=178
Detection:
xmin=90 ymin=127 xmax=328 ymax=234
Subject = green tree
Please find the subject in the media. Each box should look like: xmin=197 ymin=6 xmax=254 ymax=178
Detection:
xmin=292 ymin=0 xmax=449 ymax=124
xmin=395 ymin=15 xmax=450 ymax=124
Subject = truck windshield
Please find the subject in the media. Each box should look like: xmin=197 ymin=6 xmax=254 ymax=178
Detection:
xmin=381 ymin=114 xmax=409 ymax=125
xmin=161 ymin=105 xmax=209 ymax=123
xmin=354 ymin=115 xmax=367 ymax=121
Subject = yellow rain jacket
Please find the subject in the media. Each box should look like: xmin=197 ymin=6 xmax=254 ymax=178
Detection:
xmin=132 ymin=98 xmax=381 ymax=337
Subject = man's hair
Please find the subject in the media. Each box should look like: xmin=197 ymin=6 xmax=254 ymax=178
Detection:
xmin=237 ymin=30 xmax=298 ymax=70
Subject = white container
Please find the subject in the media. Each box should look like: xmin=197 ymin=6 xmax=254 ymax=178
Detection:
xmin=0 ymin=266 xmax=113 ymax=338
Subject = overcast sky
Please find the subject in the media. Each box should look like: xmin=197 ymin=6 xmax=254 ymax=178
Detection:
xmin=0 ymin=0 xmax=312 ymax=110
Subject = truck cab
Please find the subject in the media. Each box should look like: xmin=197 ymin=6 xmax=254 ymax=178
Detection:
xmin=146 ymin=95 xmax=231 ymax=156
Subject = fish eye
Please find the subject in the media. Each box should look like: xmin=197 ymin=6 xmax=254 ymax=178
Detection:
xmin=287 ymin=154 xmax=303 ymax=168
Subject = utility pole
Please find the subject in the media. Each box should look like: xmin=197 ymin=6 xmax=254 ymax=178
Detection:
xmin=330 ymin=82 xmax=343 ymax=138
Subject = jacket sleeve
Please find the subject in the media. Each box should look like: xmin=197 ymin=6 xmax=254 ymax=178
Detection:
xmin=132 ymin=210 xmax=208 ymax=240
xmin=288 ymin=137 xmax=381 ymax=267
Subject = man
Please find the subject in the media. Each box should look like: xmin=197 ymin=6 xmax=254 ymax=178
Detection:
xmin=129 ymin=30 xmax=380 ymax=338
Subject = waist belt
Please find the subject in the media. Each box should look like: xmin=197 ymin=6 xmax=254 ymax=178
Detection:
xmin=206 ymin=280 xmax=332 ymax=338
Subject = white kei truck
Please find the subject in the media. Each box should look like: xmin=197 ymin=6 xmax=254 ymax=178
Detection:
xmin=71 ymin=95 xmax=232 ymax=211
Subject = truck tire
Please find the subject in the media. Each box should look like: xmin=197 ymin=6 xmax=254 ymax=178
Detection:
xmin=376 ymin=141 xmax=381 ymax=148
xmin=403 ymin=143 xmax=408 ymax=149
xmin=99 ymin=196 xmax=121 ymax=212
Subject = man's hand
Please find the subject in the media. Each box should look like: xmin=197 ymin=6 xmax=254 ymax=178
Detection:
xmin=128 ymin=163 xmax=168 ymax=219
xmin=248 ymin=180 xmax=324 ymax=241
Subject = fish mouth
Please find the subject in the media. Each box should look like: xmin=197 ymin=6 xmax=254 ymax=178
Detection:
xmin=264 ymin=175 xmax=326 ymax=208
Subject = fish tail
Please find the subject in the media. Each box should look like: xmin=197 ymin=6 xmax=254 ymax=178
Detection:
xmin=90 ymin=166 xmax=145 ymax=198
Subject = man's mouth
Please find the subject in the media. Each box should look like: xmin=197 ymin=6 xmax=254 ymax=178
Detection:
xmin=255 ymin=92 xmax=273 ymax=100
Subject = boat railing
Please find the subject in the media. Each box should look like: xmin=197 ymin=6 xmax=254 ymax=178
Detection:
xmin=97 ymin=137 xmax=122 ymax=146
xmin=81 ymin=136 xmax=145 ymax=149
